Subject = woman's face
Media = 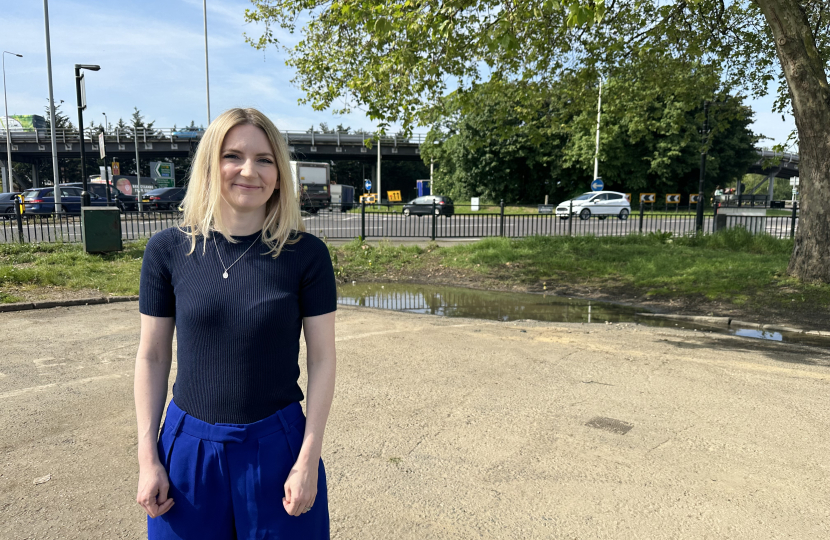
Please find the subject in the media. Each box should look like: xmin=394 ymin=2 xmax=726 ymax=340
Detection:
xmin=219 ymin=124 xmax=279 ymax=217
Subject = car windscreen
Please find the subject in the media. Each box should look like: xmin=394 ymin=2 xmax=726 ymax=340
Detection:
xmin=573 ymin=193 xmax=594 ymax=201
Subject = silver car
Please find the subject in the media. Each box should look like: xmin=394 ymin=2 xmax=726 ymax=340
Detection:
xmin=555 ymin=191 xmax=631 ymax=220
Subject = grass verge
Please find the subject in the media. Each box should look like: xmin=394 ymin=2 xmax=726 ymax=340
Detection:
xmin=0 ymin=239 xmax=146 ymax=302
xmin=1 ymin=229 xmax=827 ymax=328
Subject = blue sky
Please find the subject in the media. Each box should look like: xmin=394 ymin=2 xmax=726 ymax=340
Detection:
xmin=3 ymin=0 xmax=796 ymax=146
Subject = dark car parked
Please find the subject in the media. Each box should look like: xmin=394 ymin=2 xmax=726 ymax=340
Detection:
xmin=142 ymin=187 xmax=185 ymax=210
xmin=402 ymin=195 xmax=454 ymax=217
xmin=62 ymin=182 xmax=137 ymax=211
xmin=21 ymin=186 xmax=109 ymax=215
xmin=0 ymin=192 xmax=22 ymax=218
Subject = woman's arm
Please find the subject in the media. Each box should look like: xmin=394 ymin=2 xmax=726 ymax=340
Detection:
xmin=134 ymin=313 xmax=176 ymax=518
xmin=283 ymin=311 xmax=336 ymax=516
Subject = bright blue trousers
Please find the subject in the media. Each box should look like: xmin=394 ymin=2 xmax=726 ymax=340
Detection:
xmin=148 ymin=400 xmax=329 ymax=539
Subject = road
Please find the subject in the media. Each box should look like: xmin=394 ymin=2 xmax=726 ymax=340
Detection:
xmin=1 ymin=302 xmax=828 ymax=539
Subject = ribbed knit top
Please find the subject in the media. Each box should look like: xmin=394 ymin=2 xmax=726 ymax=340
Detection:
xmin=139 ymin=227 xmax=337 ymax=424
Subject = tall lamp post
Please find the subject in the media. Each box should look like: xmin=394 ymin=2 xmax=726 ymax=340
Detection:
xmin=44 ymin=0 xmax=63 ymax=212
xmin=74 ymin=64 xmax=100 ymax=207
xmin=203 ymin=0 xmax=211 ymax=124
xmin=593 ymin=75 xmax=603 ymax=181
xmin=2 ymin=51 xmax=23 ymax=194
xmin=102 ymin=112 xmax=108 ymax=134
xmin=696 ymin=101 xmax=710 ymax=233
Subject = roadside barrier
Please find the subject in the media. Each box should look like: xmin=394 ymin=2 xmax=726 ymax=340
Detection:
xmin=0 ymin=201 xmax=799 ymax=244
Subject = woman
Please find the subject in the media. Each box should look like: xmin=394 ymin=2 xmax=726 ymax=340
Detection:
xmin=134 ymin=108 xmax=337 ymax=539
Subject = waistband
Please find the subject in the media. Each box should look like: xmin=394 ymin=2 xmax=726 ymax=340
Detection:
xmin=164 ymin=399 xmax=304 ymax=444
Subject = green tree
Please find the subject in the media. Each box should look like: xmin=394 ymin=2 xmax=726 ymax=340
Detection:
xmin=245 ymin=0 xmax=830 ymax=282
xmin=423 ymin=63 xmax=757 ymax=204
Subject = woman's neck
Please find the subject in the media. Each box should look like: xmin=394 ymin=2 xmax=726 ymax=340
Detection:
xmin=220 ymin=204 xmax=266 ymax=236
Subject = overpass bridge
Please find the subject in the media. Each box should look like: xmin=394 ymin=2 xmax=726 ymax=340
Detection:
xmin=0 ymin=127 xmax=798 ymax=196
xmin=0 ymin=127 xmax=425 ymax=163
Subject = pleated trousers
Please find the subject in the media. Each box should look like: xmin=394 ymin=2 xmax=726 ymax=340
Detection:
xmin=148 ymin=399 xmax=329 ymax=540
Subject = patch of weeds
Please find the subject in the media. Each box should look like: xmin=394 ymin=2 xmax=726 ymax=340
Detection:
xmin=388 ymin=457 xmax=402 ymax=465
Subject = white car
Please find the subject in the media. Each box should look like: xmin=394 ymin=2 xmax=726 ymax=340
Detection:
xmin=555 ymin=191 xmax=631 ymax=220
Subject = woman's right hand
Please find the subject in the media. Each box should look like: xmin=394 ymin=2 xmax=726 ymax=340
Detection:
xmin=137 ymin=460 xmax=175 ymax=518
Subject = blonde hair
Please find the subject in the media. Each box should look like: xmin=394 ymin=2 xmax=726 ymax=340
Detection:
xmin=179 ymin=108 xmax=304 ymax=257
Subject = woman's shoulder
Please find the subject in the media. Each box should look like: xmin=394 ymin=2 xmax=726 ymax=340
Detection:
xmin=145 ymin=227 xmax=190 ymax=256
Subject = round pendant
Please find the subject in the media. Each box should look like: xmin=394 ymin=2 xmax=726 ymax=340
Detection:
xmin=222 ymin=271 xmax=229 ymax=279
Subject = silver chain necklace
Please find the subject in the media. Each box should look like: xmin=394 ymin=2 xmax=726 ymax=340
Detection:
xmin=212 ymin=232 xmax=262 ymax=279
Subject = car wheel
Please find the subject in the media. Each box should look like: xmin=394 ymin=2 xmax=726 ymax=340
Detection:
xmin=559 ymin=216 xmax=569 ymax=221
xmin=619 ymin=208 xmax=630 ymax=220
xmin=309 ymin=208 xmax=319 ymax=214
xmin=403 ymin=209 xmax=411 ymax=217
xmin=579 ymin=208 xmax=591 ymax=220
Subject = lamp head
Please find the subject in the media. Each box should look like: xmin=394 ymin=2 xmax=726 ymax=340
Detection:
xmin=75 ymin=64 xmax=101 ymax=71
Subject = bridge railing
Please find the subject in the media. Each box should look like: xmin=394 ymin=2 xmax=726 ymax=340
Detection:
xmin=0 ymin=127 xmax=428 ymax=147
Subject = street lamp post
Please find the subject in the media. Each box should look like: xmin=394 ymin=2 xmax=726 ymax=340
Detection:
xmin=2 ymin=51 xmax=23 ymax=194
xmin=203 ymin=0 xmax=211 ymax=124
xmin=74 ymin=64 xmax=100 ymax=207
xmin=102 ymin=112 xmax=108 ymax=134
xmin=593 ymin=75 xmax=603 ymax=181
xmin=696 ymin=101 xmax=710 ymax=233
xmin=43 ymin=0 xmax=63 ymax=212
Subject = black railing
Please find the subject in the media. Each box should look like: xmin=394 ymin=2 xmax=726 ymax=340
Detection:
xmin=0 ymin=202 xmax=800 ymax=245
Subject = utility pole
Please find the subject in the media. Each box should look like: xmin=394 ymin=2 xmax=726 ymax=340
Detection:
xmin=203 ymin=0 xmax=211 ymax=124
xmin=2 ymin=51 xmax=23 ymax=193
xmin=43 ymin=0 xmax=61 ymax=204
xmin=376 ymin=134 xmax=381 ymax=204
xmin=593 ymin=75 xmax=603 ymax=181
xmin=696 ymin=101 xmax=710 ymax=232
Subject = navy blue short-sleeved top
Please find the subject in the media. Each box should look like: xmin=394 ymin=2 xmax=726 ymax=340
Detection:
xmin=139 ymin=227 xmax=337 ymax=424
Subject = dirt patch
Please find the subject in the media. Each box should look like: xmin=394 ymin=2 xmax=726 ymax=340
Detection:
xmin=1 ymin=285 xmax=108 ymax=303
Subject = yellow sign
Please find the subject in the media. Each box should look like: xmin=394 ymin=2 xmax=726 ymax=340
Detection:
xmin=387 ymin=190 xmax=402 ymax=202
xmin=640 ymin=193 xmax=656 ymax=203
xmin=689 ymin=194 xmax=701 ymax=203
xmin=666 ymin=194 xmax=681 ymax=204
xmin=112 ymin=159 xmax=120 ymax=176
xmin=360 ymin=194 xmax=377 ymax=204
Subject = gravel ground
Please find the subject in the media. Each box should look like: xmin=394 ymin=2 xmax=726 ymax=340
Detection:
xmin=1 ymin=302 xmax=828 ymax=539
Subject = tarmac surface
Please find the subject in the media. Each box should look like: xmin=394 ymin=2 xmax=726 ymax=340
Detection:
xmin=1 ymin=302 xmax=829 ymax=539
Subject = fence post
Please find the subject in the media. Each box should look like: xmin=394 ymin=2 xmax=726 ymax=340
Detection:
xmin=568 ymin=200 xmax=573 ymax=236
xmin=431 ymin=200 xmax=437 ymax=241
xmin=499 ymin=199 xmax=505 ymax=237
xmin=360 ymin=201 xmax=366 ymax=241
xmin=639 ymin=202 xmax=644 ymax=234
xmin=790 ymin=201 xmax=798 ymax=239
xmin=13 ymin=195 xmax=24 ymax=244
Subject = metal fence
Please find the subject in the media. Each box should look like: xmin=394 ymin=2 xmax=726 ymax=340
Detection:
xmin=0 ymin=210 xmax=182 ymax=245
xmin=0 ymin=201 xmax=799 ymax=245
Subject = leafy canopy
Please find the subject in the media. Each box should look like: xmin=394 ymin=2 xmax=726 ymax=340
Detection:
xmin=244 ymin=0 xmax=828 ymax=133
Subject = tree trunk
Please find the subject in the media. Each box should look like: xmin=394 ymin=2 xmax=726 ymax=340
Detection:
xmin=756 ymin=0 xmax=830 ymax=282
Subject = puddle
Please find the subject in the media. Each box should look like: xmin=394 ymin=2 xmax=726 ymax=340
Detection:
xmin=338 ymin=282 xmax=828 ymax=348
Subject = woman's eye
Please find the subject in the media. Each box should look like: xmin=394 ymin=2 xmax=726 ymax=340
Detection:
xmin=259 ymin=158 xmax=274 ymax=164
xmin=223 ymin=153 xmax=239 ymax=159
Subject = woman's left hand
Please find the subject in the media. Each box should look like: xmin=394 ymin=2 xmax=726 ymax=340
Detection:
xmin=283 ymin=458 xmax=318 ymax=517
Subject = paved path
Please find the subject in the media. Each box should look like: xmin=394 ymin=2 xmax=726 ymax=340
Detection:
xmin=1 ymin=303 xmax=828 ymax=539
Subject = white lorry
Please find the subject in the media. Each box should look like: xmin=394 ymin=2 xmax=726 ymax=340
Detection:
xmin=288 ymin=161 xmax=331 ymax=213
